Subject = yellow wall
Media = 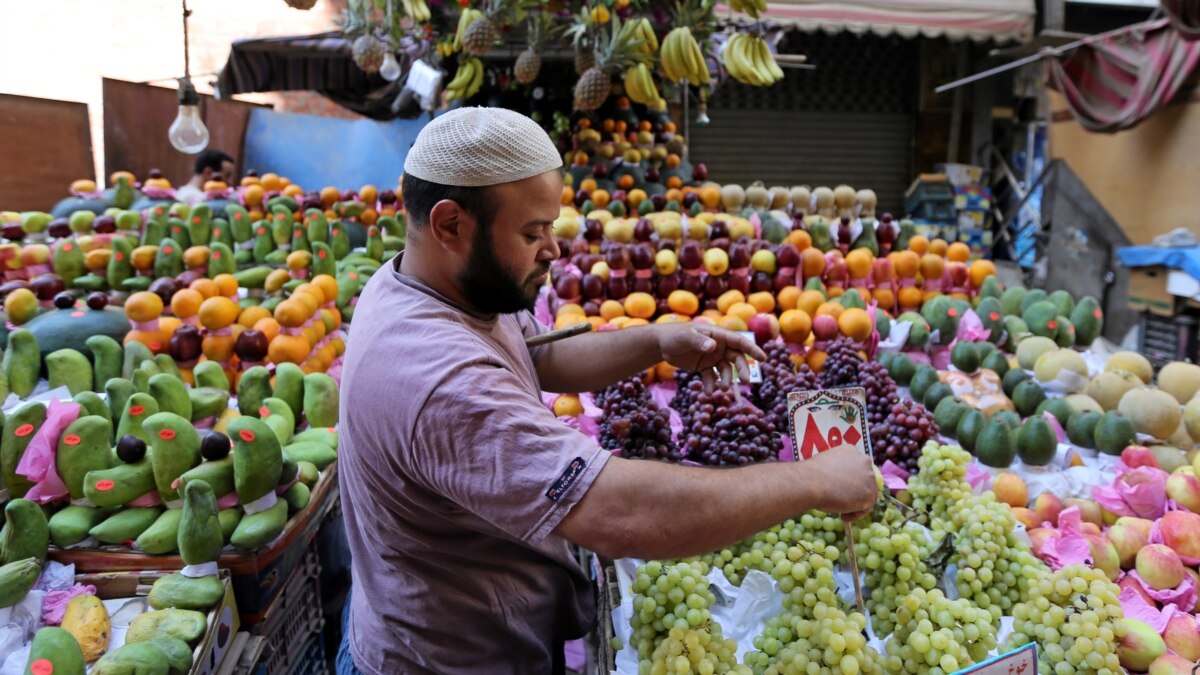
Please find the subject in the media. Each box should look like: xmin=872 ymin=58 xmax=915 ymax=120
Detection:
xmin=1047 ymin=89 xmax=1200 ymax=245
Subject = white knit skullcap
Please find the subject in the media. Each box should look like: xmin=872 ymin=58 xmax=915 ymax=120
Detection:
xmin=404 ymin=107 xmax=562 ymax=187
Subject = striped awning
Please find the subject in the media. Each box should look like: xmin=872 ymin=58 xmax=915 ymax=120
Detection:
xmin=719 ymin=0 xmax=1036 ymax=43
xmin=1047 ymin=18 xmax=1200 ymax=133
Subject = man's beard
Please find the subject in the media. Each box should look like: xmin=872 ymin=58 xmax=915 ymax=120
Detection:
xmin=459 ymin=226 xmax=547 ymax=314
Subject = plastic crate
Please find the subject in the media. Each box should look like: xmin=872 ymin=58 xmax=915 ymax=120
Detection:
xmin=250 ymin=542 xmax=326 ymax=674
xmin=1140 ymin=312 xmax=1199 ymax=370
xmin=287 ymin=633 xmax=329 ymax=675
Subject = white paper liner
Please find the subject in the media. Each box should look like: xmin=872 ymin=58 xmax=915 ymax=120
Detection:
xmin=164 ymin=498 xmax=184 ymax=510
xmin=69 ymin=497 xmax=96 ymax=508
xmin=181 ymin=562 xmax=220 ymax=578
xmin=242 ymin=489 xmax=278 ymax=515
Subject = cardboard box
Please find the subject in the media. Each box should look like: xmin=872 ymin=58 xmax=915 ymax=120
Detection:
xmin=936 ymin=163 xmax=987 ymax=187
xmin=958 ymin=210 xmax=990 ymax=230
xmin=80 ymin=569 xmax=240 ymax=675
xmin=1127 ymin=266 xmax=1177 ymax=317
xmin=953 ymin=185 xmax=993 ymax=211
xmin=50 ymin=464 xmax=339 ymax=624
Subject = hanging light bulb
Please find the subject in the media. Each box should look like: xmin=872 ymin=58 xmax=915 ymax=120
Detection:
xmin=380 ymin=51 xmax=402 ymax=82
xmin=168 ymin=77 xmax=209 ymax=154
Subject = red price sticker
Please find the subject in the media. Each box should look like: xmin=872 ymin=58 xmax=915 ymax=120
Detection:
xmin=130 ymin=405 xmax=145 ymax=416
xmin=63 ymin=434 xmax=81 ymax=446
xmin=239 ymin=429 xmax=256 ymax=442
xmin=71 ymin=311 xmax=84 ymax=318
xmin=159 ymin=429 xmax=176 ymax=441
xmin=259 ymin=406 xmax=270 ymax=417
xmin=14 ymin=424 xmax=33 ymax=437
xmin=192 ymin=216 xmax=201 ymax=224
xmin=163 ymin=246 xmax=173 ymax=254
xmin=95 ymin=479 xmax=115 ymax=492
xmin=30 ymin=658 xmax=54 ymax=675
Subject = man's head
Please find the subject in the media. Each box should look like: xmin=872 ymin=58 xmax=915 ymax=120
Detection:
xmin=402 ymin=108 xmax=563 ymax=314
xmin=193 ymin=149 xmax=235 ymax=185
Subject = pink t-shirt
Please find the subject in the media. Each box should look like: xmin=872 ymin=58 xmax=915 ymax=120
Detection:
xmin=338 ymin=253 xmax=610 ymax=674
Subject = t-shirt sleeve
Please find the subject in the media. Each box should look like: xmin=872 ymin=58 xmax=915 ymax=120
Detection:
xmin=408 ymin=361 xmax=609 ymax=544
xmin=516 ymin=310 xmax=551 ymax=365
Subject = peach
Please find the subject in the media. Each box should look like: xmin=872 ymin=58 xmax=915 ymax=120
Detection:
xmin=811 ymin=314 xmax=840 ymax=342
xmin=1107 ymin=517 xmax=1153 ymax=569
xmin=1150 ymin=653 xmax=1197 ymax=675
xmin=1137 ymin=544 xmax=1186 ymax=590
xmin=992 ymin=472 xmax=1028 ymax=508
xmin=1166 ymin=471 xmax=1200 ymax=513
xmin=1011 ymin=507 xmax=1039 ymax=530
xmin=1160 ymin=511 xmax=1200 ymax=560
xmin=1119 ymin=575 xmax=1157 ymax=606
xmin=1087 ymin=534 xmax=1121 ymax=581
xmin=1118 ymin=619 xmax=1167 ymax=672
xmin=1123 ymin=445 xmax=1161 ymax=469
xmin=1033 ymin=492 xmax=1064 ymax=527
xmin=1028 ymin=527 xmax=1057 ymax=557
xmin=1163 ymin=613 xmax=1200 ymax=662
xmin=1064 ymin=498 xmax=1104 ymax=527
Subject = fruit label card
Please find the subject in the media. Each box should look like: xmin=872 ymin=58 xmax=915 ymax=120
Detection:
xmin=951 ymin=643 xmax=1036 ymax=675
xmin=737 ymin=332 xmax=763 ymax=383
xmin=786 ymin=388 xmax=872 ymax=460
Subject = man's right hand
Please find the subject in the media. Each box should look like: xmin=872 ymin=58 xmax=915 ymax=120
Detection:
xmin=800 ymin=444 xmax=878 ymax=515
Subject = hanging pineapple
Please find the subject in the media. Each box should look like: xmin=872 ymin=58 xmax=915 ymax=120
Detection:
xmin=574 ymin=15 xmax=647 ymax=111
xmin=566 ymin=4 xmax=599 ymax=76
xmin=339 ymin=0 xmax=388 ymax=74
xmin=462 ymin=0 xmax=517 ymax=57
xmin=515 ymin=12 xmax=562 ymax=85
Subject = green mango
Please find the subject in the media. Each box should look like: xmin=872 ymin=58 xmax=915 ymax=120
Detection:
xmin=225 ymin=204 xmax=253 ymax=242
xmin=303 ymin=372 xmax=339 ymax=428
xmin=188 ymin=388 xmax=229 ymax=422
xmin=91 ymin=642 xmax=170 ymax=675
xmin=126 ymin=608 xmax=207 ymax=643
xmin=153 ymin=354 xmax=182 ymax=381
xmin=1 ymin=403 xmax=47 ymax=498
xmin=283 ymin=441 xmax=337 ymax=470
xmin=85 ymin=458 xmax=156 ymax=507
xmin=105 ymin=378 xmax=136 ymax=424
xmin=330 ymin=220 xmax=351 ymax=260
xmin=208 ymin=242 xmax=236 ymax=277
xmin=209 ymin=217 xmax=234 ymax=250
xmin=142 ymin=413 xmax=201 ymax=503
xmin=153 ymin=238 xmax=184 ymax=279
xmin=236 ymin=366 xmax=272 ymax=418
xmin=166 ymin=218 xmax=191 ymax=249
xmin=273 ymin=363 xmax=304 ymax=421
xmin=48 ymin=505 xmax=103 ymax=547
xmin=46 ymin=348 xmax=93 ymax=395
xmin=178 ymin=479 xmax=222 ymax=566
xmin=144 ymin=637 xmax=193 ymax=675
xmin=365 ymin=225 xmax=384 ymax=261
xmin=121 ymin=339 xmax=155 ymax=379
xmin=4 ymin=329 xmax=40 ymax=398
xmin=230 ymin=417 xmax=283 ymax=504
xmin=186 ymin=204 xmax=211 ymax=246
xmin=230 ymin=498 xmax=287 ymax=550
xmin=86 ymin=335 xmax=123 ymax=391
xmin=260 ymin=398 xmax=295 ymax=447
xmin=136 ymin=509 xmax=183 ymax=555
xmin=90 ymin=507 xmax=163 ymax=544
xmin=53 ymin=239 xmax=85 ymax=289
xmin=116 ymin=393 xmax=158 ymax=447
xmin=56 ymin=415 xmax=114 ymax=500
xmin=218 ymin=508 xmax=242 ymax=543
xmin=283 ymin=481 xmax=311 ymax=513
xmin=106 ymin=237 xmax=135 ymax=290
xmin=0 ymin=499 xmax=49 ymax=564
xmin=24 ymin=626 xmax=86 ymax=675
xmin=311 ymin=242 xmax=336 ymax=277
xmin=252 ymin=222 xmax=275 ymax=264
xmin=1071 ymin=296 xmax=1104 ymax=346
xmin=290 ymin=427 xmax=337 ymax=449
xmin=179 ymin=455 xmax=235 ymax=500
xmin=148 ymin=374 xmax=191 ymax=420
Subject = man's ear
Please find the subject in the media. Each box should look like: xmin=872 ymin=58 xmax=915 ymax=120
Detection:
xmin=427 ymin=199 xmax=473 ymax=253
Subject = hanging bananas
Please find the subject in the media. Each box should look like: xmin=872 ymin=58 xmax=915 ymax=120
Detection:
xmin=660 ymin=27 xmax=709 ymax=84
xmin=400 ymin=0 xmax=432 ymax=22
xmin=630 ymin=17 xmax=658 ymax=55
xmin=452 ymin=8 xmax=484 ymax=53
xmin=728 ymin=0 xmax=768 ymax=19
xmin=623 ymin=63 xmax=661 ymax=105
xmin=444 ymin=57 xmax=485 ymax=100
xmin=722 ymin=32 xmax=783 ymax=87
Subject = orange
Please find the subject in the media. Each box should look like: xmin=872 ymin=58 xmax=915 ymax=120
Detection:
xmin=360 ymin=185 xmax=378 ymax=205
xmin=561 ymin=186 xmax=575 ymax=206
xmin=591 ymin=189 xmax=611 ymax=208
xmin=655 ymin=361 xmax=676 ymax=382
xmin=579 ymin=118 xmax=592 ymax=129
xmin=624 ymin=292 xmax=656 ymax=319
xmin=838 ymin=308 xmax=873 ymax=342
xmin=699 ymin=186 xmax=720 ymax=209
xmin=553 ymin=395 xmax=585 ymax=417
xmin=665 ymin=154 xmax=681 ymax=169
xmin=624 ymin=318 xmax=649 ymax=328
xmin=274 ymin=299 xmax=309 ymax=328
xmin=238 ymin=305 xmax=271 ymax=329
xmin=320 ymin=186 xmax=340 ymax=206
xmin=557 ymin=302 xmax=584 ymax=318
xmin=777 ymin=286 xmax=801 ymax=311
xmin=125 ymin=291 xmax=164 ymax=323
xmin=786 ymin=229 xmax=812 ymax=250
xmin=618 ymin=175 xmax=635 ymax=191
xmin=243 ymin=184 xmax=265 ymax=207
xmin=667 ymin=290 xmax=699 ymax=316
xmin=747 ymin=292 xmax=776 ymax=314
xmin=602 ymin=119 xmax=615 ymax=133
xmin=579 ymin=178 xmax=598 ymax=193
xmin=198 ymin=296 xmax=240 ymax=329
xmin=968 ymin=259 xmax=997 ymax=289
xmin=909 ymin=235 xmax=929 ymax=255
xmin=666 ymin=176 xmax=683 ymax=190
xmin=655 ymin=313 xmax=688 ymax=324
xmin=726 ymin=302 xmax=757 ymax=324
xmin=190 ymin=278 xmax=220 ymax=299
xmin=359 ymin=208 xmax=378 ymax=225
xmin=182 ymin=246 xmax=210 ymax=269
xmin=717 ymin=315 xmax=748 ymax=332
xmin=701 ymin=309 xmax=724 ymax=321
xmin=800 ymin=247 xmax=826 ymax=279
xmin=240 ymin=176 xmax=261 ymax=187
xmin=278 ymin=177 xmax=292 ymax=189
xmin=311 ymin=274 xmax=340 ymax=304
xmin=287 ymin=250 xmax=313 ymax=271
xmin=716 ymin=290 xmax=746 ymax=314
xmin=290 ymin=290 xmax=321 ymax=315
xmin=627 ymin=189 xmax=647 ymax=208
xmin=892 ymin=250 xmax=920 ymax=278
xmin=555 ymin=313 xmax=589 ymax=330
xmin=213 ymin=274 xmax=239 ymax=298
xmin=599 ymin=300 xmax=625 ymax=320
xmin=170 ymin=288 xmax=204 ymax=319
xmin=587 ymin=316 xmax=606 ymax=330
xmin=816 ymin=301 xmax=845 ymax=318
xmin=807 ymin=350 xmax=828 ymax=373
xmin=779 ymin=309 xmax=812 ymax=344
xmin=920 ymin=254 xmax=946 ymax=282
xmin=928 ymin=238 xmax=949 ymax=257
xmin=873 ymin=288 xmax=896 ymax=311
xmin=947 ymin=242 xmax=970 ymax=263
xmin=797 ymin=290 xmax=826 ymax=317
xmin=898 ymin=287 xmax=923 ymax=310
xmin=249 ymin=209 xmax=264 ymax=222
xmin=608 ymin=316 xmax=631 ymax=329
xmin=254 ymin=317 xmax=281 ymax=342
xmin=665 ymin=189 xmax=683 ymax=204
xmin=268 ymin=334 xmax=310 ymax=365
xmin=283 ymin=184 xmax=304 ymax=198
xmin=845 ymin=249 xmax=874 ymax=279
xmin=573 ymin=152 xmax=589 ymax=166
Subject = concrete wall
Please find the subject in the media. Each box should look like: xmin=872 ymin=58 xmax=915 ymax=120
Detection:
xmin=1047 ymin=89 xmax=1200 ymax=245
xmin=0 ymin=0 xmax=354 ymax=182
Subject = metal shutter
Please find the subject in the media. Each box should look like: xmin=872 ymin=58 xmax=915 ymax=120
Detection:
xmin=688 ymin=32 xmax=917 ymax=215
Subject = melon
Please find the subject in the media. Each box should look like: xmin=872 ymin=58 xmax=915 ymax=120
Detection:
xmin=1086 ymin=371 xmax=1142 ymax=412
xmin=1119 ymin=388 xmax=1184 ymax=440
xmin=1016 ymin=336 xmax=1058 ymax=371
xmin=1158 ymin=362 xmax=1200 ymax=405
xmin=1065 ymin=394 xmax=1104 ymax=415
xmin=1106 ymin=351 xmax=1154 ymax=384
xmin=1034 ymin=348 xmax=1088 ymax=389
xmin=1185 ymin=396 xmax=1200 ymax=445
xmin=1169 ymin=420 xmax=1195 ymax=451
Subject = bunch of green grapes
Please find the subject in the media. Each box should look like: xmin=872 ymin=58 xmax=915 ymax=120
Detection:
xmin=1004 ymin=564 xmax=1125 ymax=675
xmin=951 ymin=493 xmax=1047 ymax=623
xmin=908 ymin=442 xmax=973 ymax=531
xmin=630 ymin=561 xmax=727 ymax=670
xmin=882 ymin=588 xmax=997 ymax=675
xmin=854 ymin=517 xmax=938 ymax=635
xmin=648 ymin=625 xmax=751 ymax=675
xmin=745 ymin=544 xmax=883 ymax=675
xmin=701 ymin=512 xmax=845 ymax=586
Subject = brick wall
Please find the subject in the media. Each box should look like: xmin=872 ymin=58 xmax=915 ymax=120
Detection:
xmin=0 ymin=0 xmax=357 ymax=181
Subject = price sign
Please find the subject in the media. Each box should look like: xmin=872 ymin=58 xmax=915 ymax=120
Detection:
xmin=736 ymin=332 xmax=763 ymax=384
xmin=787 ymin=387 xmax=872 ymax=460
xmin=952 ymin=643 xmax=1037 ymax=675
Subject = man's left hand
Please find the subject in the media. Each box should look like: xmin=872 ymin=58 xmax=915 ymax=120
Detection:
xmin=657 ymin=323 xmax=768 ymax=390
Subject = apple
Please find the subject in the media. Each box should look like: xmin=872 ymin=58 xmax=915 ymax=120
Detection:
xmin=1137 ymin=544 xmax=1186 ymax=590
xmin=1117 ymin=619 xmax=1167 ymax=672
xmin=1123 ymin=445 xmax=1161 ymax=469
xmin=1107 ymin=517 xmax=1153 ymax=569
xmin=1032 ymin=492 xmax=1065 ymax=528
xmin=1160 ymin=510 xmax=1200 ymax=560
xmin=1064 ymin=498 xmax=1103 ymax=526
xmin=748 ymin=313 xmax=780 ymax=347
xmin=1166 ymin=471 xmax=1200 ymax=513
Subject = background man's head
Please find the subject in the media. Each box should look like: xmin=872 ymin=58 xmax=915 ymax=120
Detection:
xmin=194 ymin=149 xmax=235 ymax=185
xmin=402 ymin=108 xmax=564 ymax=314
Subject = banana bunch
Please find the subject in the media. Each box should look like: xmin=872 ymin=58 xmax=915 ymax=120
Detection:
xmin=629 ymin=17 xmax=659 ymax=55
xmin=729 ymin=0 xmax=767 ymax=18
xmin=722 ymin=32 xmax=783 ymax=86
xmin=444 ymin=57 xmax=484 ymax=100
xmin=660 ymin=27 xmax=709 ymax=84
xmin=453 ymin=8 xmax=484 ymax=53
xmin=401 ymin=0 xmax=432 ymax=22
xmin=436 ymin=39 xmax=457 ymax=58
xmin=623 ymin=63 xmax=660 ymax=105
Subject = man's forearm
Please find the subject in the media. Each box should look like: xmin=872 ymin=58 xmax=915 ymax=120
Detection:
xmin=535 ymin=326 xmax=664 ymax=393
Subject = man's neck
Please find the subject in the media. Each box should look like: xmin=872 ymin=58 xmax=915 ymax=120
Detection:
xmin=396 ymin=248 xmax=488 ymax=318
xmin=185 ymin=176 xmax=205 ymax=189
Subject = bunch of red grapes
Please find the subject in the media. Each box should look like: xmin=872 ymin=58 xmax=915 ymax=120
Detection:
xmin=673 ymin=376 xmax=781 ymax=466
xmin=753 ymin=342 xmax=819 ymax=435
xmin=596 ymin=376 xmax=682 ymax=462
xmin=859 ymin=360 xmax=900 ymax=429
xmin=870 ymin=399 xmax=939 ymax=473
xmin=819 ymin=337 xmax=865 ymax=389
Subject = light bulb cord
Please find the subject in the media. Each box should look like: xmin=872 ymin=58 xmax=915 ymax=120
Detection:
xmin=182 ymin=0 xmax=192 ymax=78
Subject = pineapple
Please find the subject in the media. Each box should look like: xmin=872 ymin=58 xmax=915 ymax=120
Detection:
xmin=514 ymin=48 xmax=541 ymax=84
xmin=574 ymin=47 xmax=596 ymax=76
xmin=352 ymin=35 xmax=387 ymax=74
xmin=463 ymin=0 xmax=515 ymax=57
xmin=514 ymin=13 xmax=560 ymax=85
xmin=573 ymin=15 xmax=646 ymax=111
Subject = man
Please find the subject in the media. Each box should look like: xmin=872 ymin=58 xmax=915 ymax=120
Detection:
xmin=174 ymin=149 xmax=236 ymax=204
xmin=336 ymin=107 xmax=877 ymax=674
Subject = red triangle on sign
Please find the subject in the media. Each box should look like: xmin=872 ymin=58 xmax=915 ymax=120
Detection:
xmin=800 ymin=415 xmax=829 ymax=460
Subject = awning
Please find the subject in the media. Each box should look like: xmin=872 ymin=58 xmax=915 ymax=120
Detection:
xmin=216 ymin=32 xmax=419 ymax=120
xmin=721 ymin=0 xmax=1036 ymax=43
